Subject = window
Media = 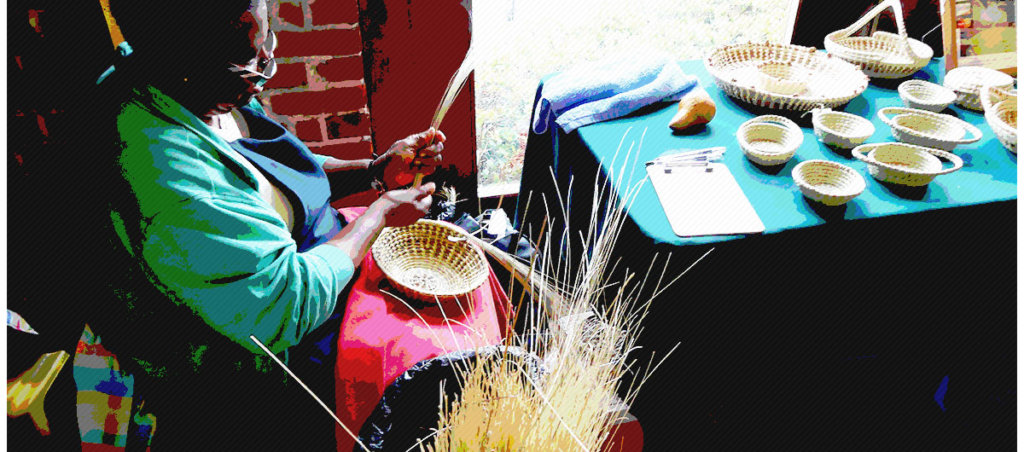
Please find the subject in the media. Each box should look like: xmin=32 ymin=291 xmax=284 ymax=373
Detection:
xmin=473 ymin=0 xmax=794 ymax=195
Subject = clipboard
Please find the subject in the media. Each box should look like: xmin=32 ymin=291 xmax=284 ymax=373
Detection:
xmin=646 ymin=161 xmax=765 ymax=237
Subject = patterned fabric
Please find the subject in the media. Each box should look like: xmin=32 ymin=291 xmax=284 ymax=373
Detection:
xmin=7 ymin=309 xmax=38 ymax=335
xmin=74 ymin=325 xmax=155 ymax=451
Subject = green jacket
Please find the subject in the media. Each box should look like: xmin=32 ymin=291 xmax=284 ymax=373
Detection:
xmin=108 ymin=84 xmax=354 ymax=361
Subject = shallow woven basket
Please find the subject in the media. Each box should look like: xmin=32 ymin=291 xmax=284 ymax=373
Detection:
xmin=943 ymin=67 xmax=1014 ymax=111
xmin=811 ymin=108 xmax=875 ymax=149
xmin=852 ymin=142 xmax=963 ymax=186
xmin=877 ymin=106 xmax=983 ymax=152
xmin=898 ymin=79 xmax=956 ymax=112
xmin=757 ymin=61 xmax=810 ymax=95
xmin=824 ymin=0 xmax=932 ymax=79
xmin=792 ymin=160 xmax=866 ymax=206
xmin=371 ymin=220 xmax=488 ymax=303
xmin=705 ymin=42 xmax=868 ymax=111
xmin=738 ymin=115 xmax=804 ymax=166
xmin=981 ymin=85 xmax=1018 ymax=153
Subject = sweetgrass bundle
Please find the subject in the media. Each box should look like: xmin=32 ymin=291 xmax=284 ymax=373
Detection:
xmin=421 ymin=128 xmax=710 ymax=451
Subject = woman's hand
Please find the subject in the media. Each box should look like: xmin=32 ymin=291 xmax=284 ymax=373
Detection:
xmin=371 ymin=128 xmax=446 ymax=189
xmin=374 ymin=182 xmax=436 ymax=227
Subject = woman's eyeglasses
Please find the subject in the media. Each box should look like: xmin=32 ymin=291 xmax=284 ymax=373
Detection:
xmin=228 ymin=31 xmax=278 ymax=87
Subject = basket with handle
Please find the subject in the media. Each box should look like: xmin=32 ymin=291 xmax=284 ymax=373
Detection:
xmin=737 ymin=115 xmax=804 ymax=166
xmin=371 ymin=219 xmax=489 ymax=303
xmin=852 ymin=142 xmax=963 ymax=186
xmin=981 ymin=85 xmax=1017 ymax=153
xmin=824 ymin=0 xmax=932 ymax=79
xmin=877 ymin=106 xmax=983 ymax=152
xmin=809 ymin=107 xmax=875 ymax=149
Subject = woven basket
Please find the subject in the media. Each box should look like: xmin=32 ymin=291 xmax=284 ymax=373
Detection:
xmin=981 ymin=85 xmax=1018 ymax=153
xmin=738 ymin=115 xmax=804 ymax=166
xmin=852 ymin=142 xmax=963 ymax=186
xmin=371 ymin=220 xmax=488 ymax=303
xmin=757 ymin=62 xmax=810 ymax=95
xmin=824 ymin=0 xmax=932 ymax=79
xmin=810 ymin=108 xmax=875 ymax=149
xmin=943 ymin=67 xmax=1014 ymax=111
xmin=898 ymin=80 xmax=956 ymax=112
xmin=877 ymin=106 xmax=982 ymax=152
xmin=792 ymin=160 xmax=866 ymax=206
xmin=705 ymin=42 xmax=868 ymax=111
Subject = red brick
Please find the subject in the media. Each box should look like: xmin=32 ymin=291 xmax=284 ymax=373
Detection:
xmin=293 ymin=118 xmax=323 ymax=142
xmin=276 ymin=29 xmax=362 ymax=58
xmin=264 ymin=62 xmax=308 ymax=90
xmin=308 ymin=140 xmax=374 ymax=160
xmin=276 ymin=2 xmax=305 ymax=28
xmin=310 ymin=0 xmax=360 ymax=25
xmin=266 ymin=86 xmax=367 ymax=116
xmin=316 ymin=56 xmax=364 ymax=83
xmin=325 ymin=112 xmax=371 ymax=139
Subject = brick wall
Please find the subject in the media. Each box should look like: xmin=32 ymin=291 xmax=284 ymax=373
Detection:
xmin=263 ymin=0 xmax=374 ymax=164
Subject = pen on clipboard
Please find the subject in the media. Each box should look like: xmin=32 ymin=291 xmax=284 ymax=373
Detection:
xmin=646 ymin=147 xmax=725 ymax=172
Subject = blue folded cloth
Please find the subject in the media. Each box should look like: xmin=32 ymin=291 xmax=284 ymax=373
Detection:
xmin=532 ymin=51 xmax=699 ymax=134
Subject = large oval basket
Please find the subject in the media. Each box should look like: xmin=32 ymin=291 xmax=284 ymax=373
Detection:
xmin=372 ymin=220 xmax=488 ymax=303
xmin=705 ymin=42 xmax=869 ymax=111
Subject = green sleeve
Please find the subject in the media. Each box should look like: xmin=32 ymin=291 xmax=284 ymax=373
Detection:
xmin=140 ymin=194 xmax=354 ymax=354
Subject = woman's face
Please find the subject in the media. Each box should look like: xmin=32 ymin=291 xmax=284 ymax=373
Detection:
xmin=193 ymin=0 xmax=272 ymax=117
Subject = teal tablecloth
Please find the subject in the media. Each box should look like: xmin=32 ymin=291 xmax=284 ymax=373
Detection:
xmin=560 ymin=58 xmax=1016 ymax=246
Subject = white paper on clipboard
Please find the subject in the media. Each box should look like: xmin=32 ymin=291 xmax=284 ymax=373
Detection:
xmin=646 ymin=162 xmax=765 ymax=237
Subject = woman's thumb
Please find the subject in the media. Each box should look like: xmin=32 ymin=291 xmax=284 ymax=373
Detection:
xmin=417 ymin=182 xmax=436 ymax=197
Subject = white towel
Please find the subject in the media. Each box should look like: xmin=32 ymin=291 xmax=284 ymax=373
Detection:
xmin=532 ymin=51 xmax=698 ymax=134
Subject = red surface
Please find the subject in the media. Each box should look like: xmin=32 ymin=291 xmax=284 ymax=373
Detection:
xmin=603 ymin=418 xmax=644 ymax=452
xmin=333 ymin=208 xmax=511 ymax=451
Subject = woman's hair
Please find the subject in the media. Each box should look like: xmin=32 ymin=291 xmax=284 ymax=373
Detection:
xmin=108 ymin=0 xmax=262 ymax=62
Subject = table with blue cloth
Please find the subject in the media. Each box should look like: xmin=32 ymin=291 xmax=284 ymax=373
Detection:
xmin=516 ymin=58 xmax=1015 ymax=450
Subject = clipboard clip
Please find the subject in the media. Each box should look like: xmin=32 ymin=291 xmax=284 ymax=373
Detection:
xmin=646 ymin=147 xmax=725 ymax=173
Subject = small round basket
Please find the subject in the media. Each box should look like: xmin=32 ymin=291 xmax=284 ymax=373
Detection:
xmin=737 ymin=115 xmax=804 ymax=166
xmin=792 ymin=160 xmax=865 ymax=206
xmin=943 ymin=67 xmax=1014 ymax=111
xmin=811 ymin=108 xmax=875 ymax=149
xmin=898 ymin=79 xmax=956 ymax=112
xmin=981 ymin=85 xmax=1017 ymax=153
xmin=877 ymin=107 xmax=983 ymax=152
xmin=852 ymin=142 xmax=963 ymax=187
xmin=371 ymin=220 xmax=488 ymax=303
xmin=757 ymin=61 xmax=810 ymax=95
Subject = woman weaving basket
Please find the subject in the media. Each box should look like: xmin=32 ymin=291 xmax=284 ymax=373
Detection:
xmin=84 ymin=0 xmax=508 ymax=449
